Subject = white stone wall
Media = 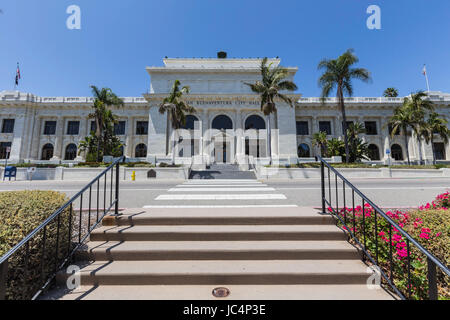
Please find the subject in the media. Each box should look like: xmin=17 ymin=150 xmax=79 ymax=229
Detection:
xmin=1 ymin=57 xmax=449 ymax=165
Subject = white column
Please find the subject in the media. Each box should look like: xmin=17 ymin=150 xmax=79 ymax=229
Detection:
xmin=31 ymin=115 xmax=42 ymax=160
xmin=9 ymin=115 xmax=26 ymax=162
xmin=126 ymin=117 xmax=134 ymax=157
xmin=235 ymin=110 xmax=243 ymax=158
xmin=381 ymin=117 xmax=391 ymax=162
xmin=147 ymin=106 xmax=166 ymax=161
xmin=52 ymin=116 xmax=64 ymax=160
xmin=358 ymin=116 xmax=366 ymax=143
xmin=312 ymin=116 xmax=318 ymax=134
xmin=276 ymin=105 xmax=297 ymax=159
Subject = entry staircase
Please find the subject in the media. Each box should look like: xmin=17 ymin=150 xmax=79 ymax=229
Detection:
xmin=189 ymin=164 xmax=256 ymax=180
xmin=53 ymin=207 xmax=393 ymax=300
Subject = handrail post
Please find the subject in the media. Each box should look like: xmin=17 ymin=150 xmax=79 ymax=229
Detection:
xmin=0 ymin=259 xmax=8 ymax=300
xmin=320 ymin=160 xmax=326 ymax=214
xmin=115 ymin=159 xmax=120 ymax=216
xmin=427 ymin=257 xmax=438 ymax=300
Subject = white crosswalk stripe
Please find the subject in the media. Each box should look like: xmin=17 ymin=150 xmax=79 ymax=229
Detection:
xmin=156 ymin=194 xmax=287 ymax=200
xmin=168 ymin=187 xmax=276 ymax=192
xmin=147 ymin=179 xmax=296 ymax=207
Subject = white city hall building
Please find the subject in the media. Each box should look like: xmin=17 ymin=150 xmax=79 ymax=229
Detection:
xmin=1 ymin=55 xmax=449 ymax=165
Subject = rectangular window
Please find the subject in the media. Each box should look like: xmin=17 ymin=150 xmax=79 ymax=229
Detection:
xmin=434 ymin=143 xmax=446 ymax=160
xmin=388 ymin=124 xmax=400 ymax=136
xmin=342 ymin=121 xmax=353 ymax=134
xmin=67 ymin=121 xmax=80 ymax=135
xmin=114 ymin=121 xmax=126 ymax=135
xmin=0 ymin=142 xmax=12 ymax=159
xmin=2 ymin=119 xmax=15 ymax=133
xmin=365 ymin=121 xmax=378 ymax=135
xmin=136 ymin=121 xmax=148 ymax=135
xmin=43 ymin=121 xmax=57 ymax=135
xmin=296 ymin=121 xmax=309 ymax=135
xmin=319 ymin=121 xmax=332 ymax=135
xmin=90 ymin=121 xmax=97 ymax=134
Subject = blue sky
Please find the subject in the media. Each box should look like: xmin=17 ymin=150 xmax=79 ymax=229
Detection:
xmin=0 ymin=0 xmax=449 ymax=97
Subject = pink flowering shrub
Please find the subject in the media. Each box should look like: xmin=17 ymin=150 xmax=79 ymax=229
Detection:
xmin=418 ymin=191 xmax=449 ymax=211
xmin=328 ymin=192 xmax=449 ymax=300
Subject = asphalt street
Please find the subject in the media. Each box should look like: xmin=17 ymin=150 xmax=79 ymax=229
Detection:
xmin=0 ymin=177 xmax=448 ymax=209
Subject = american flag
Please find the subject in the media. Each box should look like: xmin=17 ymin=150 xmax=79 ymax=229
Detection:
xmin=422 ymin=65 xmax=427 ymax=76
xmin=15 ymin=63 xmax=21 ymax=86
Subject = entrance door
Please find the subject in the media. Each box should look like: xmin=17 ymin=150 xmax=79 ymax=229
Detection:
xmin=214 ymin=140 xmax=230 ymax=163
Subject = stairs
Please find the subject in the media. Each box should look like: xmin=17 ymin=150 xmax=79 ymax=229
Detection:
xmin=189 ymin=164 xmax=256 ymax=180
xmin=53 ymin=207 xmax=394 ymax=300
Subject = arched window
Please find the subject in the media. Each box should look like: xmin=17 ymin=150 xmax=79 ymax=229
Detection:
xmin=212 ymin=115 xmax=233 ymax=130
xmin=135 ymin=144 xmax=147 ymax=158
xmin=368 ymin=144 xmax=380 ymax=161
xmin=182 ymin=115 xmax=199 ymax=130
xmin=42 ymin=144 xmax=54 ymax=160
xmin=391 ymin=144 xmax=404 ymax=161
xmin=298 ymin=143 xmax=311 ymax=158
xmin=64 ymin=144 xmax=77 ymax=160
xmin=245 ymin=115 xmax=266 ymax=130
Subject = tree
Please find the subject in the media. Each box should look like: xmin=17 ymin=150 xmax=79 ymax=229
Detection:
xmin=159 ymin=80 xmax=196 ymax=165
xmin=388 ymin=105 xmax=415 ymax=165
xmin=327 ymin=138 xmax=345 ymax=157
xmin=419 ymin=112 xmax=449 ymax=165
xmin=245 ymin=57 xmax=298 ymax=165
xmin=383 ymin=88 xmax=399 ymax=97
xmin=79 ymin=105 xmax=124 ymax=161
xmin=89 ymin=86 xmax=124 ymax=161
xmin=318 ymin=49 xmax=371 ymax=163
xmin=347 ymin=122 xmax=368 ymax=162
xmin=312 ymin=132 xmax=328 ymax=157
xmin=405 ymin=91 xmax=434 ymax=164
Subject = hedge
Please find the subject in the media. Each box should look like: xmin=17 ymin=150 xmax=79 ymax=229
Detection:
xmin=0 ymin=191 xmax=70 ymax=300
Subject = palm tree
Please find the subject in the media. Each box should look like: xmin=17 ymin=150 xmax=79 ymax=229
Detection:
xmin=383 ymin=88 xmax=399 ymax=97
xmin=245 ymin=58 xmax=298 ymax=165
xmin=312 ymin=132 xmax=328 ymax=157
xmin=327 ymin=138 xmax=344 ymax=157
xmin=318 ymin=49 xmax=371 ymax=163
xmin=90 ymin=86 xmax=124 ymax=161
xmin=347 ymin=122 xmax=366 ymax=162
xmin=419 ymin=112 xmax=449 ymax=165
xmin=159 ymin=80 xmax=196 ymax=165
xmin=405 ymin=91 xmax=434 ymax=164
xmin=388 ymin=105 xmax=415 ymax=165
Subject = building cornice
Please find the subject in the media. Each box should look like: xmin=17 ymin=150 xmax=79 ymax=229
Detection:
xmin=143 ymin=93 xmax=302 ymax=104
xmin=146 ymin=67 xmax=298 ymax=75
xmin=0 ymin=91 xmax=148 ymax=107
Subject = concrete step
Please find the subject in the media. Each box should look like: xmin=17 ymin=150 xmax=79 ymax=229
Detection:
xmin=102 ymin=207 xmax=334 ymax=226
xmin=56 ymin=260 xmax=371 ymax=285
xmin=77 ymin=240 xmax=360 ymax=261
xmin=50 ymin=284 xmax=394 ymax=300
xmin=90 ymin=225 xmax=346 ymax=242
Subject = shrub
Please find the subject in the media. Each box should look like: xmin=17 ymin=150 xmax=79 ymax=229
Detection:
xmin=0 ymin=191 xmax=71 ymax=300
xmin=331 ymin=200 xmax=449 ymax=300
xmin=419 ymin=191 xmax=449 ymax=210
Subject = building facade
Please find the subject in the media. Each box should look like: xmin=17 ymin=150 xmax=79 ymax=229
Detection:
xmin=1 ymin=56 xmax=449 ymax=165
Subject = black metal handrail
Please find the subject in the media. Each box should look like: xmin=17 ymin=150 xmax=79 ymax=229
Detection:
xmin=316 ymin=155 xmax=449 ymax=300
xmin=0 ymin=157 xmax=123 ymax=300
